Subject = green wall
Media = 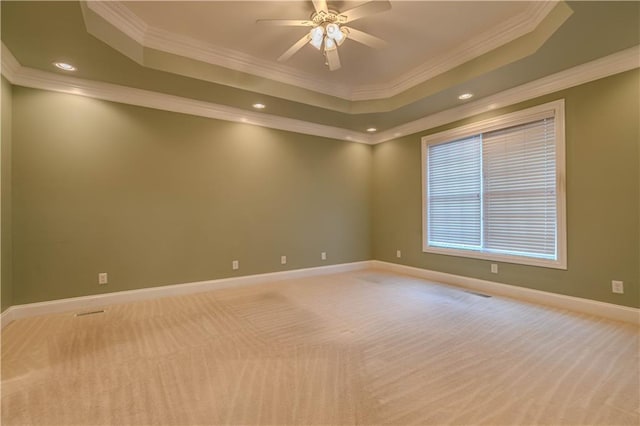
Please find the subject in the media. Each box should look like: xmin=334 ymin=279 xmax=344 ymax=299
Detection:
xmin=373 ymin=69 xmax=640 ymax=308
xmin=1 ymin=76 xmax=12 ymax=311
xmin=3 ymin=69 xmax=639 ymax=309
xmin=10 ymin=87 xmax=371 ymax=304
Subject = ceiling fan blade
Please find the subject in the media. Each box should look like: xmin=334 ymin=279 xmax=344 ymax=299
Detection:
xmin=256 ymin=19 xmax=313 ymax=27
xmin=325 ymin=48 xmax=341 ymax=71
xmin=312 ymin=0 xmax=328 ymax=14
xmin=278 ymin=34 xmax=311 ymax=62
xmin=344 ymin=27 xmax=388 ymax=49
xmin=339 ymin=0 xmax=391 ymax=23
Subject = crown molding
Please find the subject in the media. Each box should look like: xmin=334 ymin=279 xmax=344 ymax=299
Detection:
xmin=3 ymin=44 xmax=638 ymax=146
xmin=85 ymin=1 xmax=557 ymax=102
xmin=371 ymin=45 xmax=640 ymax=144
xmin=0 ymin=44 xmax=372 ymax=144
xmin=1 ymin=43 xmax=21 ymax=81
xmin=85 ymin=0 xmax=148 ymax=44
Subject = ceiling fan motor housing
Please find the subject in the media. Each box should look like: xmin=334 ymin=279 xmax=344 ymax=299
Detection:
xmin=311 ymin=10 xmax=347 ymax=26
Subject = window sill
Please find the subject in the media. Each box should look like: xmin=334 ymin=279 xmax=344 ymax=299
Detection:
xmin=422 ymin=245 xmax=567 ymax=270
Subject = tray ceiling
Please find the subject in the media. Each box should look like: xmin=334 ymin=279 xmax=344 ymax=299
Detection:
xmin=95 ymin=1 xmax=550 ymax=98
xmin=1 ymin=1 xmax=639 ymax=137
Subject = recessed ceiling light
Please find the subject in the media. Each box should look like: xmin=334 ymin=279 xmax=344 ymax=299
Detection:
xmin=252 ymin=103 xmax=266 ymax=109
xmin=366 ymin=127 xmax=377 ymax=133
xmin=458 ymin=93 xmax=473 ymax=100
xmin=53 ymin=62 xmax=76 ymax=71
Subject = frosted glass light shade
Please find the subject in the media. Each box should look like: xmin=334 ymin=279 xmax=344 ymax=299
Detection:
xmin=310 ymin=26 xmax=324 ymax=39
xmin=310 ymin=36 xmax=323 ymax=49
xmin=324 ymin=37 xmax=336 ymax=50
xmin=326 ymin=23 xmax=345 ymax=44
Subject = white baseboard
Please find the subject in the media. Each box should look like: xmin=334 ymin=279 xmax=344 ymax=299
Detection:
xmin=1 ymin=306 xmax=17 ymax=328
xmin=372 ymin=260 xmax=640 ymax=325
xmin=3 ymin=260 xmax=637 ymax=329
xmin=1 ymin=261 xmax=373 ymax=329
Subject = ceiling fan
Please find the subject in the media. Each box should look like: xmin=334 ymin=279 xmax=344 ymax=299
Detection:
xmin=257 ymin=0 xmax=391 ymax=71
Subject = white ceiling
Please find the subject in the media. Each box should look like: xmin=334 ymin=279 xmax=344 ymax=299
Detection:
xmin=104 ymin=1 xmax=552 ymax=98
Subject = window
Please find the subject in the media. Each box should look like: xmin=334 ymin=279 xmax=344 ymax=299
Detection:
xmin=422 ymin=100 xmax=566 ymax=269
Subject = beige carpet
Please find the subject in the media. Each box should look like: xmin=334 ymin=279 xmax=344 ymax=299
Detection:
xmin=2 ymin=270 xmax=639 ymax=425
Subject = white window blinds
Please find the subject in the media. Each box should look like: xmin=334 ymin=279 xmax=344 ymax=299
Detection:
xmin=425 ymin=114 xmax=559 ymax=263
xmin=427 ymin=136 xmax=482 ymax=250
xmin=482 ymin=118 xmax=557 ymax=259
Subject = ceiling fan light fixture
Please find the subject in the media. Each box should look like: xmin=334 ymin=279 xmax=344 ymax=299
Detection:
xmin=338 ymin=28 xmax=349 ymax=45
xmin=309 ymin=26 xmax=325 ymax=49
xmin=310 ymin=26 xmax=324 ymax=39
xmin=309 ymin=36 xmax=323 ymax=50
xmin=326 ymin=23 xmax=347 ymax=46
xmin=324 ymin=37 xmax=337 ymax=51
xmin=331 ymin=27 xmax=348 ymax=46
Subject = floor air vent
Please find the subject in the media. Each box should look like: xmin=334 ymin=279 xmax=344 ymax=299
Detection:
xmin=464 ymin=291 xmax=492 ymax=298
xmin=75 ymin=309 xmax=105 ymax=317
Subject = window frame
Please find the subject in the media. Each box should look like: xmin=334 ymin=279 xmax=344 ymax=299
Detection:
xmin=421 ymin=100 xmax=567 ymax=270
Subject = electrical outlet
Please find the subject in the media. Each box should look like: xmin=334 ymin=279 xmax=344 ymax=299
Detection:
xmin=396 ymin=250 xmax=401 ymax=258
xmin=321 ymin=252 xmax=327 ymax=260
xmin=232 ymin=260 xmax=239 ymax=270
xmin=491 ymin=264 xmax=498 ymax=274
xmin=612 ymin=280 xmax=624 ymax=294
xmin=98 ymin=272 xmax=108 ymax=285
xmin=281 ymin=255 xmax=287 ymax=265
